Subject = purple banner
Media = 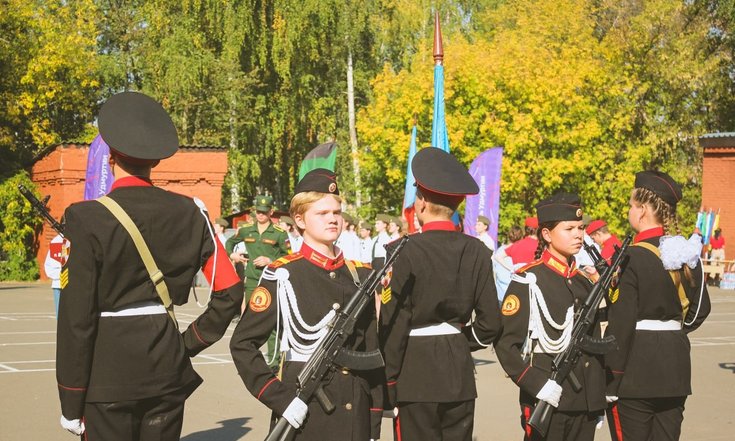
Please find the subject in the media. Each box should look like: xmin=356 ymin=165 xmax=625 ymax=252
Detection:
xmin=464 ymin=147 xmax=503 ymax=247
xmin=83 ymin=134 xmax=114 ymax=200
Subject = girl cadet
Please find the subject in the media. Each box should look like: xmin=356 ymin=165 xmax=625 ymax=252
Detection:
xmin=605 ymin=171 xmax=711 ymax=441
xmin=229 ymin=169 xmax=383 ymax=441
xmin=496 ymin=192 xmax=606 ymax=441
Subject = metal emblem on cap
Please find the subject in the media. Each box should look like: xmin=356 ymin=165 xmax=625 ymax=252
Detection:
xmin=576 ymin=209 xmax=583 ymax=217
xmin=329 ymin=183 xmax=337 ymax=193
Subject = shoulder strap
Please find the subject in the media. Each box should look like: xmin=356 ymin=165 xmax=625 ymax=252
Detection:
xmin=97 ymin=196 xmax=177 ymax=326
xmin=632 ymin=242 xmax=690 ymax=320
xmin=344 ymin=260 xmax=361 ymax=287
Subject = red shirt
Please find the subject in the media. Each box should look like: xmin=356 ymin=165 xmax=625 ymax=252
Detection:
xmin=710 ymin=236 xmax=725 ymax=249
xmin=601 ymin=234 xmax=622 ymax=262
xmin=505 ymin=236 xmax=539 ymax=265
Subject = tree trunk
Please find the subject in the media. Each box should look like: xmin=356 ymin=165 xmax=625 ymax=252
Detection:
xmin=229 ymin=83 xmax=240 ymax=212
xmin=347 ymin=49 xmax=362 ymax=207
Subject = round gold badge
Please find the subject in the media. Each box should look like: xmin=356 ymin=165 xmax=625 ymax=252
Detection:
xmin=502 ymin=294 xmax=521 ymax=316
xmin=329 ymin=183 xmax=337 ymax=193
xmin=249 ymin=287 xmax=272 ymax=312
xmin=576 ymin=208 xmax=583 ymax=218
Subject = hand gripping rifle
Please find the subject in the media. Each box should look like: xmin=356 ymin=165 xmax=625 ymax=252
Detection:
xmin=528 ymin=234 xmax=631 ymax=437
xmin=18 ymin=184 xmax=64 ymax=236
xmin=265 ymin=235 xmax=409 ymax=441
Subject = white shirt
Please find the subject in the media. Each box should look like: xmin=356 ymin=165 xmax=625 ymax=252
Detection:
xmin=289 ymin=233 xmax=304 ymax=253
xmin=478 ymin=232 xmax=496 ymax=252
xmin=335 ymin=231 xmax=360 ymax=261
xmin=359 ymin=236 xmax=373 ymax=264
xmin=44 ymin=234 xmax=64 ymax=289
xmin=371 ymin=231 xmax=391 ymax=260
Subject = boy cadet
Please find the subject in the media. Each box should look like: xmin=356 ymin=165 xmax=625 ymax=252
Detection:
xmin=56 ymin=91 xmax=244 ymax=440
xmin=381 ymin=147 xmax=502 ymax=441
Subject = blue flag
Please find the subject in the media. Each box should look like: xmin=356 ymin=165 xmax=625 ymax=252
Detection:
xmin=403 ymin=124 xmax=418 ymax=232
xmin=431 ymin=64 xmax=450 ymax=153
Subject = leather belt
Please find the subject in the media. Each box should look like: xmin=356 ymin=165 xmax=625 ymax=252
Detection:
xmin=409 ymin=322 xmax=461 ymax=336
xmin=635 ymin=320 xmax=682 ymax=331
xmin=100 ymin=301 xmax=167 ymax=317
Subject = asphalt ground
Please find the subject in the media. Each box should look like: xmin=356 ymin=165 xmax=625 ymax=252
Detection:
xmin=1 ymin=281 xmax=733 ymax=440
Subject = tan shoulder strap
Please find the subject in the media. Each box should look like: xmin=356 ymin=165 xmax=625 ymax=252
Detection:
xmin=632 ymin=242 xmax=690 ymax=321
xmin=97 ymin=196 xmax=177 ymax=326
xmin=344 ymin=260 xmax=361 ymax=287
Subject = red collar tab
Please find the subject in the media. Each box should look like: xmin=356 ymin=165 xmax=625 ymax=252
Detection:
xmin=634 ymin=227 xmax=664 ymax=244
xmin=541 ymin=249 xmax=578 ymax=278
xmin=421 ymin=220 xmax=457 ymax=232
xmin=110 ymin=176 xmax=153 ymax=191
xmin=299 ymin=242 xmax=345 ymax=270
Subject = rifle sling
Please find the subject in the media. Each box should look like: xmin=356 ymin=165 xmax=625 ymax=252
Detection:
xmin=97 ymin=196 xmax=177 ymax=327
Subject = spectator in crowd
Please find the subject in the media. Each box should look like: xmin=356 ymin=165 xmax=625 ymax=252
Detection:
xmin=475 ymin=215 xmax=495 ymax=252
xmin=492 ymin=226 xmax=524 ymax=303
xmin=214 ymin=217 xmax=228 ymax=247
xmin=501 ymin=217 xmax=539 ymax=266
xmin=44 ymin=233 xmax=65 ymax=317
xmin=279 ymin=216 xmax=303 ymax=253
xmin=587 ymin=219 xmax=622 ymax=264
xmin=335 ymin=212 xmax=361 ymax=260
xmin=358 ymin=221 xmax=374 ymax=265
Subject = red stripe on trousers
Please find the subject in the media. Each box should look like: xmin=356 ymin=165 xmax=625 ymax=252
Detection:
xmin=395 ymin=413 xmax=402 ymax=441
xmin=611 ymin=402 xmax=624 ymax=441
xmin=523 ymin=405 xmax=533 ymax=440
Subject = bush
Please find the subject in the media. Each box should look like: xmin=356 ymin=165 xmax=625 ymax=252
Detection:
xmin=0 ymin=171 xmax=43 ymax=281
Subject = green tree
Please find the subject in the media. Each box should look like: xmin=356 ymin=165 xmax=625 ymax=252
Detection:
xmin=0 ymin=172 xmax=43 ymax=281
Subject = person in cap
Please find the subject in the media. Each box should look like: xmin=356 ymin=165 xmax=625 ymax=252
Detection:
xmin=279 ymin=215 xmax=303 ymax=253
xmin=380 ymin=147 xmax=502 ymax=441
xmin=55 ymin=91 xmax=244 ymax=440
xmin=475 ymin=215 xmax=496 ymax=252
xmin=214 ymin=217 xmax=229 ymax=246
xmin=357 ymin=220 xmax=374 ymax=265
xmin=388 ymin=216 xmax=402 ymax=240
xmin=371 ymin=213 xmax=392 ymax=269
xmin=229 ymin=169 xmax=383 ymax=441
xmin=503 ymin=216 xmax=540 ymax=266
xmin=604 ymin=171 xmax=711 ymax=441
xmin=586 ymin=220 xmax=621 ymax=264
xmin=335 ymin=212 xmax=361 ymax=261
xmin=495 ymin=192 xmax=606 ymax=441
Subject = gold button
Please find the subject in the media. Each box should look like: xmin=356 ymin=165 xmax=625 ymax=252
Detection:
xmin=345 ymin=403 xmax=353 ymax=410
xmin=567 ymin=279 xmax=572 ymax=285
xmin=341 ymin=368 xmax=349 ymax=375
xmin=329 ymin=272 xmax=336 ymax=279
xmin=584 ymin=361 xmax=590 ymax=368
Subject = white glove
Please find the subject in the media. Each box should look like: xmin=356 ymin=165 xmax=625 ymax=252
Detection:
xmin=606 ymin=395 xmax=619 ymax=403
xmin=60 ymin=415 xmax=85 ymax=435
xmin=596 ymin=415 xmax=605 ymax=430
xmin=282 ymin=397 xmax=308 ymax=429
xmin=536 ymin=380 xmax=562 ymax=408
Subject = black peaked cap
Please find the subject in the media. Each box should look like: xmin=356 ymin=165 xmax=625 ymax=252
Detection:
xmin=294 ymin=168 xmax=339 ymax=195
xmin=634 ymin=170 xmax=682 ymax=207
xmin=98 ymin=91 xmax=179 ymax=161
xmin=536 ymin=192 xmax=583 ymax=224
xmin=411 ymin=147 xmax=478 ymax=196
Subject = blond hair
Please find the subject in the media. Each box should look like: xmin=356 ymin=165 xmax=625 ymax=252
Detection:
xmin=289 ymin=192 xmax=343 ymax=234
xmin=632 ymin=187 xmax=680 ymax=236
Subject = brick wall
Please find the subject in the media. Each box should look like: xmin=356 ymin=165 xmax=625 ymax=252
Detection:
xmin=31 ymin=144 xmax=227 ymax=279
xmin=701 ymin=146 xmax=735 ymax=262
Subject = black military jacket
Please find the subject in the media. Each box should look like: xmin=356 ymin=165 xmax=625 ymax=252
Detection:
xmin=56 ymin=176 xmax=244 ymax=420
xmin=380 ymin=221 xmax=502 ymax=406
xmin=495 ymin=250 xmax=606 ymax=412
xmin=229 ymin=242 xmax=383 ymax=440
xmin=605 ymin=227 xmax=711 ymax=398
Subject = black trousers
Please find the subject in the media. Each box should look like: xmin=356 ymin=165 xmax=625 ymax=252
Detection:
xmin=82 ymin=388 xmax=191 ymax=441
xmin=520 ymin=404 xmax=599 ymax=441
xmin=607 ymin=397 xmax=686 ymax=441
xmin=394 ymin=400 xmax=474 ymax=441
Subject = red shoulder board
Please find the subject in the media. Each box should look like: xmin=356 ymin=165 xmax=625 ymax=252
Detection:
xmin=517 ymin=259 xmax=543 ymax=274
xmin=269 ymin=253 xmax=303 ymax=268
xmin=350 ymin=260 xmax=372 ymax=269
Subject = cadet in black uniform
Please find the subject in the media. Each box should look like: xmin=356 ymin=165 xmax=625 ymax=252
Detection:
xmin=380 ymin=147 xmax=502 ymax=441
xmin=605 ymin=171 xmax=711 ymax=441
xmin=229 ymin=169 xmax=383 ymax=440
xmin=495 ymin=192 xmax=606 ymax=441
xmin=56 ymin=92 xmax=244 ymax=440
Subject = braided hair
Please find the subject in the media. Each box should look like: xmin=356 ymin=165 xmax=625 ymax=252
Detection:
xmin=631 ymin=187 xmax=680 ymax=236
xmin=533 ymin=220 xmax=562 ymax=260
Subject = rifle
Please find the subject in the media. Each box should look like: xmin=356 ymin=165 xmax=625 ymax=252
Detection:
xmin=265 ymin=235 xmax=409 ymax=441
xmin=582 ymin=236 xmax=607 ymax=274
xmin=527 ymin=234 xmax=631 ymax=437
xmin=18 ymin=184 xmax=64 ymax=236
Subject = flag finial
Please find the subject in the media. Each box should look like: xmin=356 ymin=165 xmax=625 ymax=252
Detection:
xmin=433 ymin=11 xmax=443 ymax=65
